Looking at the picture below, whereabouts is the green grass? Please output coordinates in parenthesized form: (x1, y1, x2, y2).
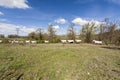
(0, 44, 120, 80)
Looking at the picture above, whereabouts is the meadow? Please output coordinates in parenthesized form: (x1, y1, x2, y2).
(0, 43, 120, 80)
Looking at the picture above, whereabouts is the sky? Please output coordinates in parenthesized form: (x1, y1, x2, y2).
(0, 0, 120, 36)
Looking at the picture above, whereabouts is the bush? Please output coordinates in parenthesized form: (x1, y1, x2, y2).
(37, 40, 44, 43)
(50, 38, 61, 43)
(115, 36, 120, 46)
(2, 38, 10, 43)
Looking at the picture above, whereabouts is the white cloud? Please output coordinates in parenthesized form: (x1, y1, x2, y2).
(53, 25, 60, 30)
(72, 17, 105, 26)
(72, 18, 88, 25)
(55, 18, 67, 24)
(0, 0, 30, 9)
(0, 11, 4, 15)
(0, 23, 36, 36)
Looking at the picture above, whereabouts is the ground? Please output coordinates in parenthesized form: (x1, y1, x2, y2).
(0, 43, 120, 80)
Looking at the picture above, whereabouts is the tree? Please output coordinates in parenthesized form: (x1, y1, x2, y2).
(8, 34, 18, 38)
(98, 22, 107, 41)
(96, 18, 120, 46)
(114, 29, 120, 46)
(0, 34, 5, 38)
(28, 32, 36, 40)
(107, 23, 116, 43)
(82, 22, 96, 43)
(48, 25, 56, 41)
(67, 23, 76, 40)
(98, 19, 117, 44)
(43, 33, 49, 40)
(36, 28, 43, 40)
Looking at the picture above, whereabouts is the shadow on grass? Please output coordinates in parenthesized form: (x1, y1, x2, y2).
(101, 46, 120, 50)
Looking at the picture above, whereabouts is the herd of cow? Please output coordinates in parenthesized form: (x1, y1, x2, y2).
(0, 39, 102, 45)
(61, 40, 102, 44)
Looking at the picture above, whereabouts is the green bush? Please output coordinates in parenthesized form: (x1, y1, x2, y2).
(37, 40, 44, 43)
(1, 38, 10, 43)
(115, 36, 120, 46)
(50, 38, 61, 43)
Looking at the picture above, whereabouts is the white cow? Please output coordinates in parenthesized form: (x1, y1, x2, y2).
(75, 40, 82, 43)
(31, 41, 37, 44)
(44, 40, 49, 43)
(8, 40, 12, 43)
(67, 40, 74, 43)
(93, 40, 102, 45)
(61, 40, 67, 43)
(10, 40, 14, 44)
(0, 40, 2, 43)
(10, 40, 19, 44)
(25, 40, 30, 44)
(14, 40, 19, 44)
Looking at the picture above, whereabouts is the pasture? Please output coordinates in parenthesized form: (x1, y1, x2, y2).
(0, 44, 120, 80)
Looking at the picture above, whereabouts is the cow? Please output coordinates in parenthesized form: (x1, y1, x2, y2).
(75, 40, 82, 43)
(44, 40, 49, 44)
(25, 40, 30, 44)
(93, 40, 102, 45)
(0, 40, 2, 43)
(31, 41, 37, 44)
(67, 40, 74, 43)
(61, 40, 67, 44)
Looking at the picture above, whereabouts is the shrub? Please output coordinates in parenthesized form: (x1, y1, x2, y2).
(50, 38, 61, 43)
(37, 40, 44, 43)
(2, 38, 10, 43)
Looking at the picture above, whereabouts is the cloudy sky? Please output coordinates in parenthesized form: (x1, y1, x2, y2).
(0, 0, 120, 36)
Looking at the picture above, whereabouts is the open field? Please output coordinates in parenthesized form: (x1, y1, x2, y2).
(0, 44, 120, 80)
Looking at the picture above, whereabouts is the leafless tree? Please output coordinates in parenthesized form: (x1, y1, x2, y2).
(82, 22, 96, 43)
(48, 25, 56, 41)
(67, 23, 76, 41)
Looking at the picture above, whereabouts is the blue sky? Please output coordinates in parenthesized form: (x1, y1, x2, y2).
(0, 0, 120, 36)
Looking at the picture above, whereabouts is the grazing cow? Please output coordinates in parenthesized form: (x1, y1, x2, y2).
(44, 40, 49, 43)
(67, 40, 74, 43)
(61, 40, 67, 44)
(25, 40, 30, 44)
(19, 41, 24, 45)
(0, 40, 2, 43)
(14, 40, 19, 44)
(93, 40, 102, 45)
(31, 41, 37, 44)
(75, 40, 82, 43)
(10, 40, 16, 44)
(8, 40, 12, 43)
(10, 40, 14, 44)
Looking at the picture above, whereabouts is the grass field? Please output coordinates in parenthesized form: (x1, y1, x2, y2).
(0, 44, 120, 80)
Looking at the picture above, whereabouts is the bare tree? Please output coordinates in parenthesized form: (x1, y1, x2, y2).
(97, 18, 120, 45)
(28, 32, 36, 40)
(114, 29, 120, 46)
(43, 33, 49, 40)
(0, 34, 5, 38)
(82, 22, 96, 43)
(98, 22, 107, 41)
(67, 23, 76, 41)
(48, 25, 56, 41)
(36, 28, 43, 40)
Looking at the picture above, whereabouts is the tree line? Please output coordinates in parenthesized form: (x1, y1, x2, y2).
(0, 18, 120, 45)
(27, 19, 120, 45)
